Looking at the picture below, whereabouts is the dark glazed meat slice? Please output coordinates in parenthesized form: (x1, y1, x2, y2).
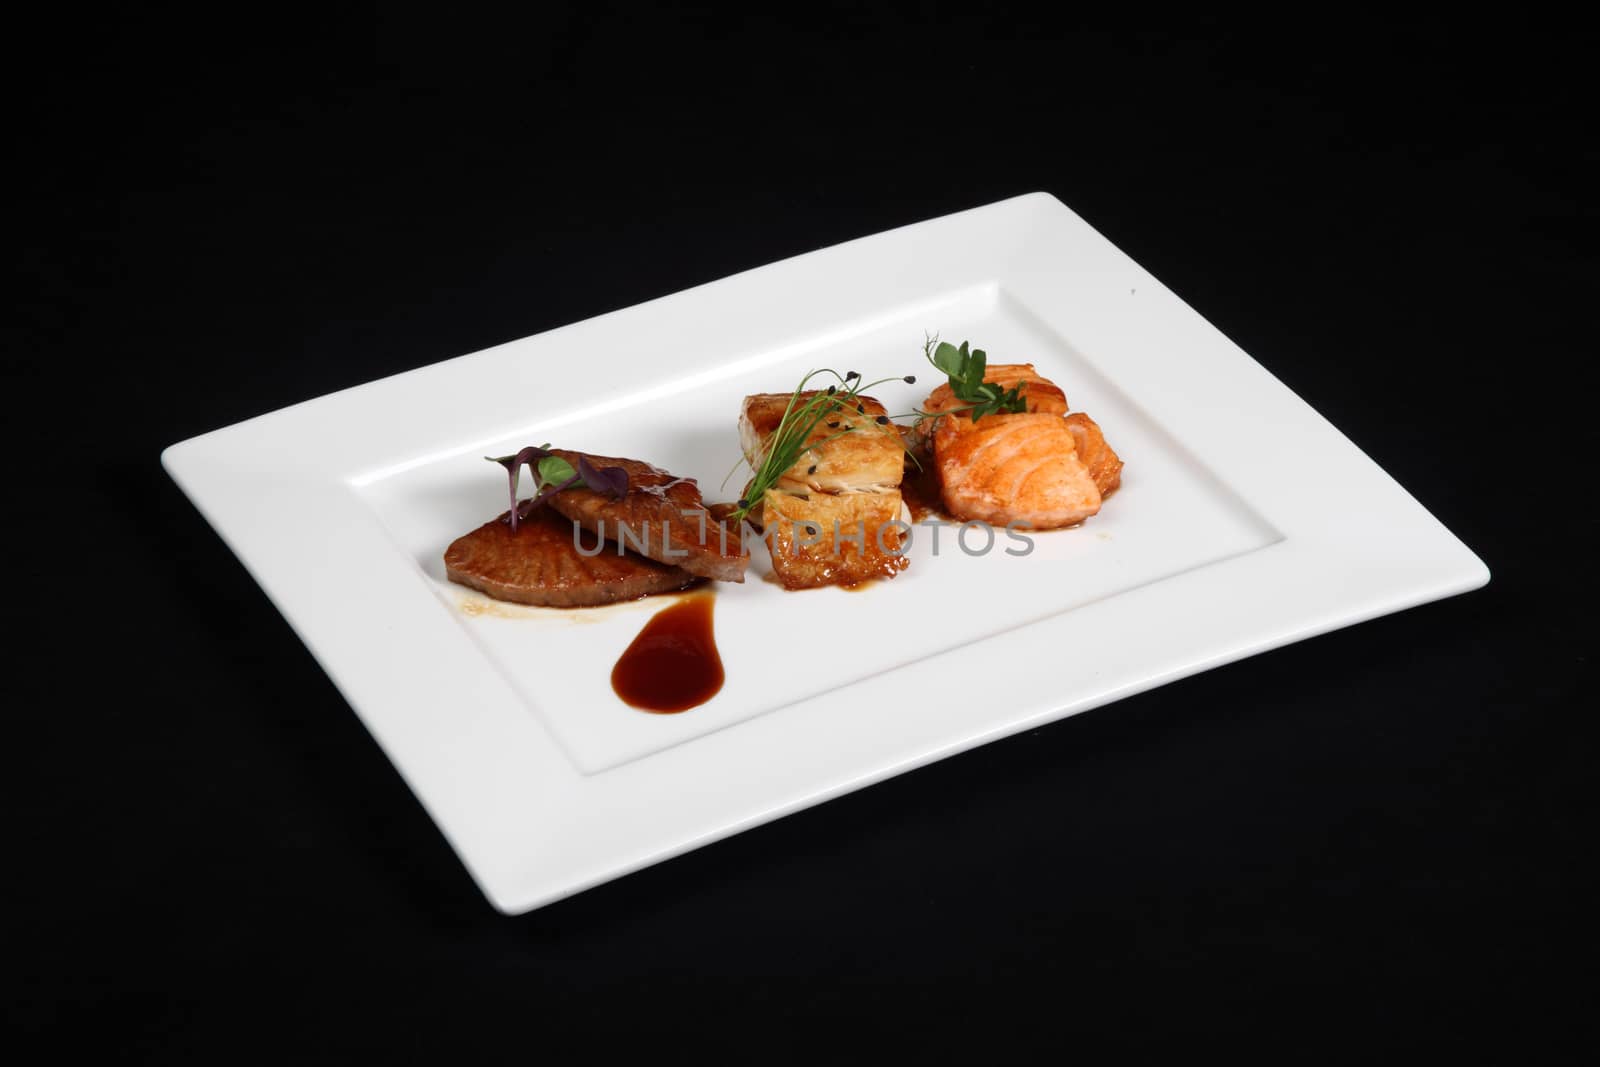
(445, 507, 697, 607)
(545, 450, 749, 583)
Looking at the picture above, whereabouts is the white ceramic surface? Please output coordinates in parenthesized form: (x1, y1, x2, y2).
(163, 193, 1488, 913)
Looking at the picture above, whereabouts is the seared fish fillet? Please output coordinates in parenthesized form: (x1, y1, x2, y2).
(740, 390, 911, 588)
(739, 391, 904, 493)
(1064, 412, 1123, 497)
(761, 488, 909, 589)
(545, 450, 748, 583)
(934, 412, 1102, 529)
(922, 364, 1068, 419)
(445, 507, 698, 607)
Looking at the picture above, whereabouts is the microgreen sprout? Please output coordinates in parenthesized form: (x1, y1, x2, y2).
(485, 444, 628, 531)
(731, 369, 918, 523)
(923, 333, 1027, 421)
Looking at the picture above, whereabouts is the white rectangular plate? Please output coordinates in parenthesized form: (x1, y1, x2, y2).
(163, 193, 1488, 913)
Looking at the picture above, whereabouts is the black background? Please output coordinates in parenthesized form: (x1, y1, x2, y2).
(13, 10, 1592, 1060)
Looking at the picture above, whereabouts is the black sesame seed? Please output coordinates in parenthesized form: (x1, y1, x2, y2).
(904, 375, 917, 384)
(807, 464, 817, 474)
(825, 385, 835, 395)
(855, 403, 865, 414)
(846, 370, 860, 380)
(827, 421, 840, 428)
(875, 415, 889, 424)
(736, 498, 748, 508)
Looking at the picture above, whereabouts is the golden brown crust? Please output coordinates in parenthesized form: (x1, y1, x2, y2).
(761, 489, 910, 589)
(739, 392, 904, 494)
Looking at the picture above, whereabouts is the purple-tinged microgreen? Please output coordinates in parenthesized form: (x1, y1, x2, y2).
(485, 444, 628, 530)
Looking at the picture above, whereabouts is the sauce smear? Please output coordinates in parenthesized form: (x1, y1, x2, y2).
(610, 591, 724, 713)
(901, 459, 947, 522)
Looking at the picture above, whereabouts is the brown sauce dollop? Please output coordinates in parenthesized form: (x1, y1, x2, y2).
(610, 590, 724, 713)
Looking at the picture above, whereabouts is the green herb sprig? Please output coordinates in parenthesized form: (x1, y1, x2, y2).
(731, 369, 916, 523)
(924, 334, 1027, 421)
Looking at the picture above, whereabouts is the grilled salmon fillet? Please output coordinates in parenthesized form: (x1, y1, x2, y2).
(545, 450, 749, 583)
(934, 412, 1102, 529)
(924, 362, 1121, 528)
(1064, 412, 1123, 497)
(739, 392, 904, 493)
(922, 364, 1068, 419)
(445, 507, 698, 607)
